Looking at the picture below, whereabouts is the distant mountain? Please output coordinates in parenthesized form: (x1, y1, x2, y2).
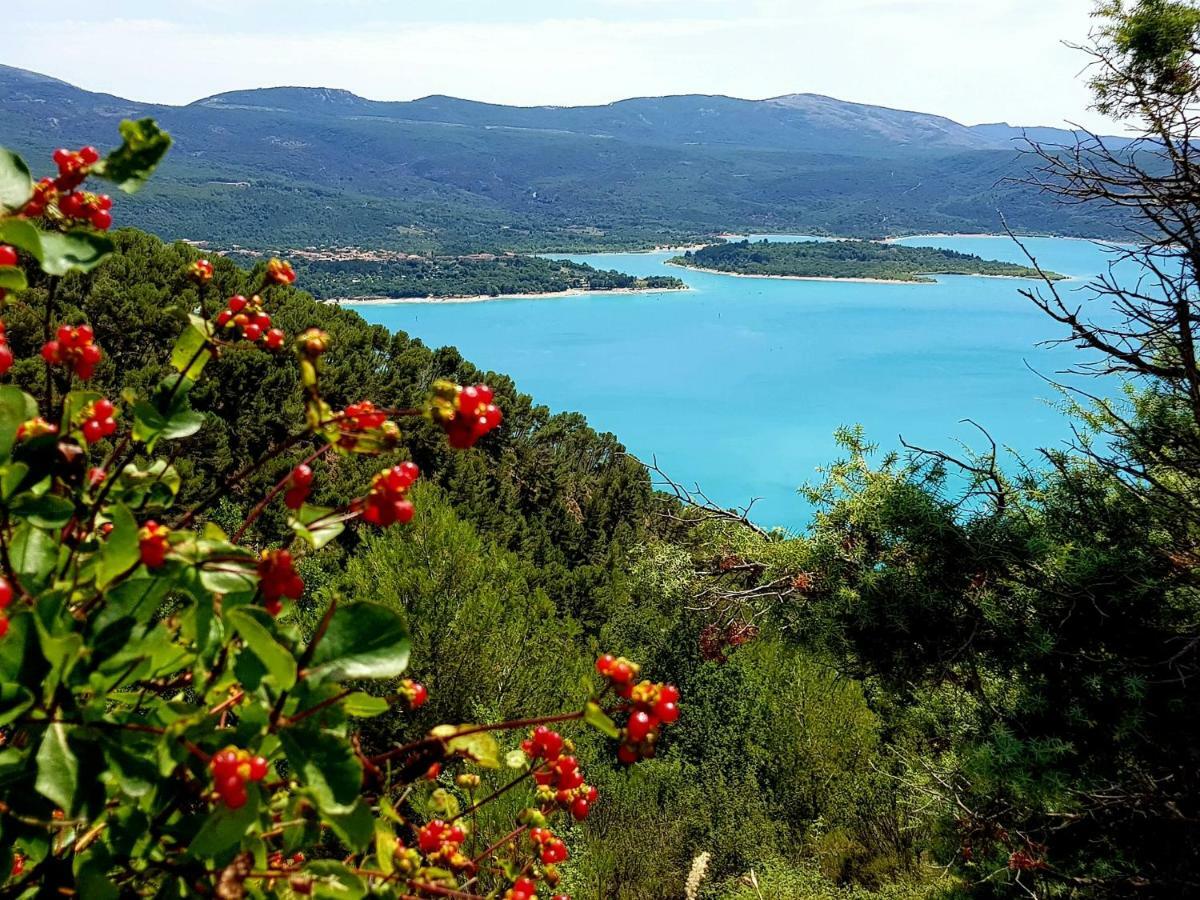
(0, 65, 1128, 251)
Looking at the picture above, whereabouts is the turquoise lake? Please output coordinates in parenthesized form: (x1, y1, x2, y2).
(349, 235, 1125, 531)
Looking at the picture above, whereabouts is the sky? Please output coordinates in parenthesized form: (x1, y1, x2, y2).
(5, 0, 1117, 131)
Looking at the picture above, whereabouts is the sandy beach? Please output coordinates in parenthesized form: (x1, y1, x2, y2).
(330, 285, 691, 306)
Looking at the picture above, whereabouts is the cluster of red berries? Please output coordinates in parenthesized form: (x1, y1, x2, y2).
(209, 746, 269, 809)
(266, 258, 296, 285)
(79, 398, 117, 444)
(0, 318, 13, 376)
(215, 294, 285, 348)
(0, 576, 13, 638)
(257, 549, 303, 615)
(362, 462, 419, 526)
(528, 827, 569, 865)
(284, 463, 314, 510)
(596, 654, 680, 764)
(51, 146, 99, 191)
(21, 147, 114, 229)
(42, 324, 103, 379)
(399, 678, 428, 709)
(188, 258, 214, 283)
(139, 520, 171, 568)
(58, 190, 113, 231)
(504, 876, 569, 900)
(521, 729, 597, 821)
(335, 400, 399, 452)
(431, 381, 503, 448)
(417, 819, 472, 871)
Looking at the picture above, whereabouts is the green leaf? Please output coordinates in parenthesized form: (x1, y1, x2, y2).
(94, 119, 172, 193)
(279, 727, 362, 812)
(9, 522, 57, 586)
(0, 683, 34, 727)
(584, 700, 621, 739)
(428, 787, 460, 819)
(170, 316, 213, 380)
(0, 268, 27, 292)
(35, 723, 78, 812)
(228, 608, 297, 691)
(8, 493, 75, 529)
(0, 148, 32, 213)
(305, 859, 368, 899)
(113, 459, 182, 510)
(307, 602, 410, 683)
(319, 798, 374, 853)
(289, 504, 352, 550)
(189, 784, 261, 858)
(0, 386, 37, 461)
(430, 725, 501, 769)
(0, 220, 114, 276)
(97, 504, 139, 588)
(342, 692, 389, 718)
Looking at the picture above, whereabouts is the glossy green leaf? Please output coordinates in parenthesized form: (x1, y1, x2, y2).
(0, 386, 37, 461)
(428, 787, 460, 818)
(170, 315, 213, 380)
(228, 608, 296, 690)
(0, 683, 34, 727)
(189, 784, 261, 859)
(0, 268, 27, 292)
(342, 692, 389, 718)
(0, 219, 113, 276)
(8, 493, 75, 529)
(289, 504, 352, 550)
(279, 727, 362, 812)
(305, 859, 368, 898)
(430, 725, 501, 769)
(94, 119, 172, 193)
(9, 522, 57, 585)
(306, 602, 410, 683)
(0, 148, 32, 212)
(35, 723, 78, 811)
(97, 504, 139, 588)
(584, 700, 621, 739)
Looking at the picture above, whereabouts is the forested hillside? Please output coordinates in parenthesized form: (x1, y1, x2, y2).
(0, 65, 1127, 252)
(670, 240, 1059, 282)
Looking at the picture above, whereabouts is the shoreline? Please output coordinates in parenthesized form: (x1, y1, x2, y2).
(329, 285, 691, 306)
(665, 262, 1058, 284)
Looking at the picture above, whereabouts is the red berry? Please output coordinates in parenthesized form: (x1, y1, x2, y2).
(249, 756, 269, 781)
(654, 700, 679, 724)
(0, 245, 17, 267)
(82, 419, 103, 443)
(0, 616, 8, 638)
(0, 576, 12, 609)
(627, 710, 652, 742)
(79, 146, 100, 165)
(90, 209, 112, 231)
(0, 343, 13, 375)
(571, 797, 590, 820)
(291, 464, 313, 487)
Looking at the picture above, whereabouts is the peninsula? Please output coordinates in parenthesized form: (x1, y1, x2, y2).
(668, 239, 1063, 283)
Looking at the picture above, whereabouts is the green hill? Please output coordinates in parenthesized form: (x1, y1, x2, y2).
(0, 65, 1128, 253)
(669, 239, 1062, 282)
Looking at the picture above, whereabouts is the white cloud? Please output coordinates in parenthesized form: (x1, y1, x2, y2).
(4, 1, 1115, 131)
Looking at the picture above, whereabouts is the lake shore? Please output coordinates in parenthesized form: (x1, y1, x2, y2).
(664, 262, 934, 284)
(665, 262, 1057, 283)
(329, 285, 691, 306)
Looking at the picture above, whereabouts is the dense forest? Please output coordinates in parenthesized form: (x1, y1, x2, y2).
(264, 253, 683, 300)
(669, 240, 1060, 282)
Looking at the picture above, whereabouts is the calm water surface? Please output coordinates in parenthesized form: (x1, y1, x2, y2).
(350, 235, 1125, 530)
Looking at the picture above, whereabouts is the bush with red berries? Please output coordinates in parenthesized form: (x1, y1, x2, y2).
(0, 123, 680, 898)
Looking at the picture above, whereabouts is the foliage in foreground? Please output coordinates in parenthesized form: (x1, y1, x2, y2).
(0, 127, 690, 899)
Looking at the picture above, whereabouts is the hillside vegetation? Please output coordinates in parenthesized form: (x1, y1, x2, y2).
(669, 240, 1061, 282)
(0, 64, 1127, 253)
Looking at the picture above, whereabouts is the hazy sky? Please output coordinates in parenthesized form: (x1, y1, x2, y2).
(6, 0, 1116, 131)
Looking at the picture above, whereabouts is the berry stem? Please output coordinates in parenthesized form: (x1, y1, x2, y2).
(231, 443, 331, 542)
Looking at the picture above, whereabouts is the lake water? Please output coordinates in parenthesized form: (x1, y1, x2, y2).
(349, 235, 1126, 531)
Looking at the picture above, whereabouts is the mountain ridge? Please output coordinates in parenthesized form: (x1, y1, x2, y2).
(0, 64, 1128, 250)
